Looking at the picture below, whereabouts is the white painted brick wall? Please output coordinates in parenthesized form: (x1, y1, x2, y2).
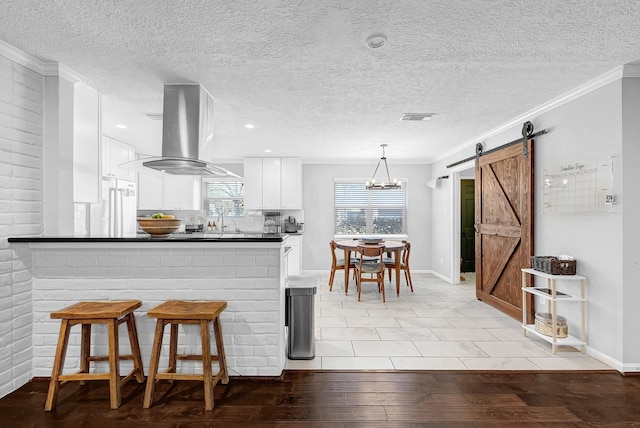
(27, 243, 287, 379)
(0, 53, 44, 399)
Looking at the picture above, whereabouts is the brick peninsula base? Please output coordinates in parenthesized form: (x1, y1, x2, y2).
(11, 238, 289, 378)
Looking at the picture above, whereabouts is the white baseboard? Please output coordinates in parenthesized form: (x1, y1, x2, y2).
(586, 346, 640, 374)
(301, 270, 326, 275)
(428, 270, 454, 284)
(303, 269, 457, 281)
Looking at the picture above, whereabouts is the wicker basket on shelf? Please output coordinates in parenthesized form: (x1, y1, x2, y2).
(531, 256, 576, 275)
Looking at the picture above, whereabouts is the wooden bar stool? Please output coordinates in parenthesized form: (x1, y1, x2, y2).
(143, 300, 229, 411)
(44, 300, 145, 411)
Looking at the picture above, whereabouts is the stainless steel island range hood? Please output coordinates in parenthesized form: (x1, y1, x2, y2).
(142, 84, 240, 177)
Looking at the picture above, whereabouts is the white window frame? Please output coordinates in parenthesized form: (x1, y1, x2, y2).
(202, 179, 245, 218)
(334, 178, 408, 237)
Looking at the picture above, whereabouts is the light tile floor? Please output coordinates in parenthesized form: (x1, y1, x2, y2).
(285, 271, 612, 371)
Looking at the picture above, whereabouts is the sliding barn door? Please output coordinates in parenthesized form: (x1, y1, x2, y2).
(475, 140, 534, 320)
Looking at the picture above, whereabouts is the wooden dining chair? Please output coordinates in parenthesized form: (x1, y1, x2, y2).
(329, 240, 358, 292)
(354, 245, 386, 302)
(385, 240, 413, 292)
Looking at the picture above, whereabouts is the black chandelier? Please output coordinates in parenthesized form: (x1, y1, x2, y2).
(365, 144, 401, 190)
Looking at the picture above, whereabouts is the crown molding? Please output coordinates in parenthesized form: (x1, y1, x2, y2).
(434, 65, 627, 163)
(0, 38, 84, 83)
(41, 62, 83, 83)
(0, 39, 45, 73)
(623, 63, 640, 78)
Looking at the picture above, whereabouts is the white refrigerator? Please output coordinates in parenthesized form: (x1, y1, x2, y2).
(89, 178, 137, 237)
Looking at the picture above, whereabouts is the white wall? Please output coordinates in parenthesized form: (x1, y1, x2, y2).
(429, 177, 454, 279)
(621, 76, 640, 369)
(429, 69, 640, 370)
(43, 75, 75, 236)
(302, 163, 432, 272)
(0, 54, 43, 398)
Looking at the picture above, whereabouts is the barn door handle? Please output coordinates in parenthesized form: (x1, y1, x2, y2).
(474, 223, 479, 234)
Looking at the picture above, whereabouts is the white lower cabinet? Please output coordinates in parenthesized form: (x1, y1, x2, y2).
(138, 174, 202, 211)
(286, 235, 302, 276)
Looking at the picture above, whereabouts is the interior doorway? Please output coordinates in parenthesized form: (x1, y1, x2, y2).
(449, 161, 476, 285)
(460, 178, 475, 274)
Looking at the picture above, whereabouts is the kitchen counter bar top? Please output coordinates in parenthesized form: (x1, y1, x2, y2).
(9, 233, 291, 377)
(8, 233, 287, 243)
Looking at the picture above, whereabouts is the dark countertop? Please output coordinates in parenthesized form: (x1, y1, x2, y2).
(8, 233, 286, 243)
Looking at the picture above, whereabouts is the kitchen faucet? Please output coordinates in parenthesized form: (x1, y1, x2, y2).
(217, 211, 225, 232)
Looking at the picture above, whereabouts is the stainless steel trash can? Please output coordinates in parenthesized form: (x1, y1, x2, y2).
(285, 275, 317, 360)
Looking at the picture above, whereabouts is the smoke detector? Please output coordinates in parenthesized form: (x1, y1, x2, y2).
(366, 33, 387, 49)
(400, 113, 434, 121)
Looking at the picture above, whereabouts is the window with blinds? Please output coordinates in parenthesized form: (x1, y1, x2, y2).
(203, 181, 244, 217)
(334, 180, 407, 235)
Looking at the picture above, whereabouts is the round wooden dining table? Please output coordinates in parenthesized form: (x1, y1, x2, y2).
(334, 239, 406, 296)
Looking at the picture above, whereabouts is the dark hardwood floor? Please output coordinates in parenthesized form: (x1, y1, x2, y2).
(2, 371, 640, 427)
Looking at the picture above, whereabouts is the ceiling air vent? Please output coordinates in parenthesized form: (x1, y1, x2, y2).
(145, 113, 163, 121)
(400, 113, 434, 121)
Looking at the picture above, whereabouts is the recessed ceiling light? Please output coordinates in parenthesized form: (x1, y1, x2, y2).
(245, 124, 254, 129)
(366, 33, 387, 49)
(264, 149, 272, 153)
(116, 124, 128, 129)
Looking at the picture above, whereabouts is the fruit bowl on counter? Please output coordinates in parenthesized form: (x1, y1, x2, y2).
(137, 214, 181, 238)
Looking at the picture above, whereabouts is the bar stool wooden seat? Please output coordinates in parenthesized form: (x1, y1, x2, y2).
(143, 300, 229, 411)
(44, 300, 145, 411)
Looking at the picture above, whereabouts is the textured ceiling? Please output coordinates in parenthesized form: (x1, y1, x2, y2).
(2, 0, 640, 163)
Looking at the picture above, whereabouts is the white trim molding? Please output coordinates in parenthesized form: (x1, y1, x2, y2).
(41, 62, 83, 83)
(623, 63, 640, 78)
(0, 39, 43, 72)
(434, 64, 630, 163)
(0, 38, 84, 82)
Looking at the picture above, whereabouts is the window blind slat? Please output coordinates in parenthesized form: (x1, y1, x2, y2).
(334, 181, 407, 235)
(203, 180, 244, 217)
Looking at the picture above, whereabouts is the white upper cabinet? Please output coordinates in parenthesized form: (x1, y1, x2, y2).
(281, 157, 302, 210)
(243, 157, 263, 210)
(73, 82, 101, 203)
(243, 157, 302, 210)
(163, 175, 202, 210)
(262, 158, 282, 209)
(102, 136, 136, 181)
(138, 173, 202, 211)
(137, 173, 164, 210)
